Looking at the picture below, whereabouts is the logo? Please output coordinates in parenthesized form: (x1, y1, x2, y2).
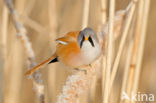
(121, 91, 155, 102)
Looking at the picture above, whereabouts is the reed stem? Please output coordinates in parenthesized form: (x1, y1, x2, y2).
(81, 0, 90, 29)
(103, 0, 115, 103)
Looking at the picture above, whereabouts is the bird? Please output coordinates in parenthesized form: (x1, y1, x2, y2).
(25, 27, 101, 76)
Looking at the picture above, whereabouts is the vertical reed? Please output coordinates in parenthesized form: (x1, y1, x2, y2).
(103, 0, 115, 103)
(110, 0, 137, 91)
(81, 0, 90, 29)
(1, 3, 9, 103)
(1, 4, 8, 61)
(120, 34, 134, 103)
(124, 1, 144, 103)
(3, 0, 27, 103)
(101, 0, 107, 24)
(132, 0, 150, 96)
(4, 0, 45, 103)
(100, 0, 107, 102)
(47, 0, 57, 102)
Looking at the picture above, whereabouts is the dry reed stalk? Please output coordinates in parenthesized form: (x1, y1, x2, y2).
(47, 0, 57, 102)
(100, 10, 127, 98)
(124, 24, 140, 103)
(126, 68, 135, 103)
(123, 1, 144, 103)
(103, 0, 115, 103)
(100, 1, 107, 102)
(1, 5, 8, 60)
(100, 11, 127, 96)
(110, 0, 137, 92)
(1, 4, 9, 103)
(4, 0, 28, 103)
(4, 0, 45, 103)
(24, 0, 36, 16)
(120, 0, 150, 103)
(101, 56, 107, 102)
(21, 0, 46, 34)
(0, 63, 2, 102)
(21, 15, 47, 34)
(0, 71, 2, 103)
(88, 75, 98, 103)
(100, 3, 129, 103)
(1, 5, 8, 67)
(119, 15, 137, 103)
(121, 1, 145, 103)
(81, 0, 90, 29)
(101, 0, 107, 24)
(56, 62, 100, 103)
(99, 10, 126, 103)
(120, 39, 134, 103)
(132, 0, 150, 96)
(100, 10, 127, 46)
(5, 43, 24, 103)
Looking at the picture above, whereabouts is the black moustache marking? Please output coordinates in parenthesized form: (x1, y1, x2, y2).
(80, 35, 85, 48)
(88, 36, 94, 47)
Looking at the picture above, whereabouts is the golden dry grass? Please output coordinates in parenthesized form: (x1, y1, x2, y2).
(0, 0, 155, 103)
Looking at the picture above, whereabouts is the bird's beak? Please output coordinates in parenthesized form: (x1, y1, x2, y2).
(85, 36, 88, 41)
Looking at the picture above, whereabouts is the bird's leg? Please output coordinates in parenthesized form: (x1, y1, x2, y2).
(89, 64, 92, 67)
(75, 68, 87, 75)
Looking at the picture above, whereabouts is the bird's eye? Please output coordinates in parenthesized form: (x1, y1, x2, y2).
(88, 36, 94, 47)
(80, 35, 85, 48)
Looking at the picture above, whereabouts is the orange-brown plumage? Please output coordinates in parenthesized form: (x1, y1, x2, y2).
(25, 53, 57, 76)
(56, 31, 82, 67)
(25, 28, 101, 76)
(25, 31, 81, 76)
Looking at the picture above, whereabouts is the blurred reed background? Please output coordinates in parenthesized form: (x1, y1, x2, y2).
(0, 0, 155, 103)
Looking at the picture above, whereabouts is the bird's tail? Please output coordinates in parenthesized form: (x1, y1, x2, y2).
(25, 53, 58, 76)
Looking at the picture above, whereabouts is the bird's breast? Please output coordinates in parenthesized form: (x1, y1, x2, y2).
(80, 41, 101, 65)
(56, 40, 101, 68)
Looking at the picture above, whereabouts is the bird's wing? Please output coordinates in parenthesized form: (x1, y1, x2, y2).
(56, 31, 80, 45)
(56, 37, 68, 45)
(25, 53, 57, 76)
